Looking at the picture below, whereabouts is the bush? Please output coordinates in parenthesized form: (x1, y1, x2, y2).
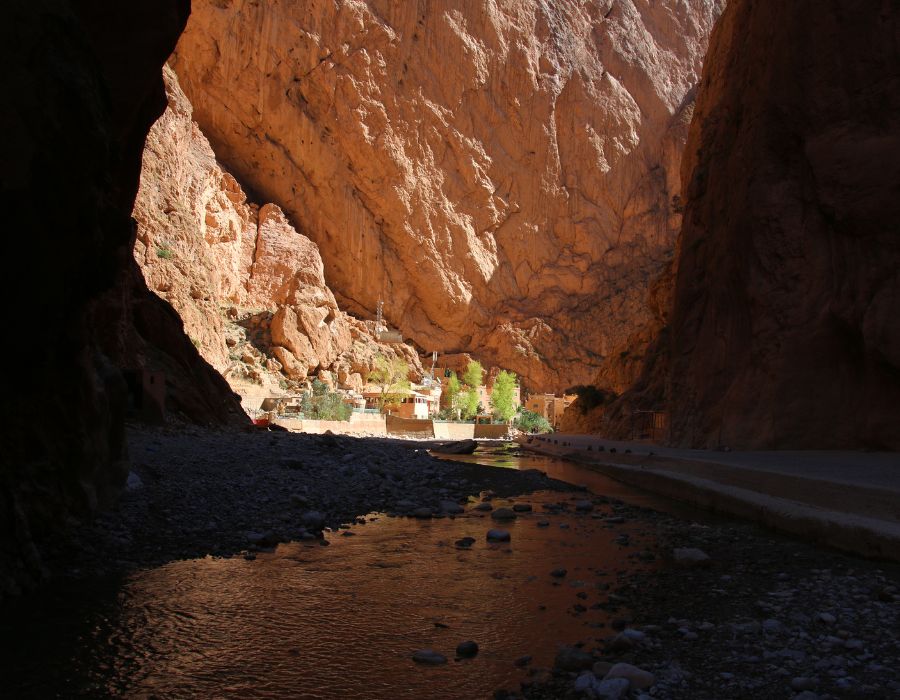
(300, 380, 351, 421)
(156, 246, 174, 259)
(516, 409, 552, 433)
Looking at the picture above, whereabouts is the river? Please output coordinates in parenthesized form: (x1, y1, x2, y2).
(2, 444, 679, 699)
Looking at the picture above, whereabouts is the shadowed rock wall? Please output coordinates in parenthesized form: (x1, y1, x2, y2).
(668, 0, 900, 449)
(0, 0, 244, 598)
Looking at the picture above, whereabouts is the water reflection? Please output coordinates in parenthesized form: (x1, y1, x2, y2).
(2, 449, 662, 699)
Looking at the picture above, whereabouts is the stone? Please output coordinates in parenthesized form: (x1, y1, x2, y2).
(301, 511, 326, 531)
(574, 500, 594, 512)
(455, 537, 476, 549)
(512, 503, 533, 513)
(456, 641, 479, 658)
(440, 500, 465, 515)
(550, 568, 567, 578)
(126, 472, 143, 491)
(554, 646, 594, 672)
(536, 520, 550, 527)
(412, 649, 447, 665)
(595, 678, 630, 700)
(490, 508, 518, 521)
(473, 502, 494, 512)
(791, 677, 818, 692)
(672, 547, 711, 566)
(412, 508, 433, 519)
(486, 529, 511, 542)
(604, 663, 656, 690)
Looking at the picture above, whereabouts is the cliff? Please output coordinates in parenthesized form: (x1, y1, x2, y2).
(134, 67, 425, 405)
(0, 1, 200, 598)
(169, 0, 724, 391)
(666, 0, 900, 449)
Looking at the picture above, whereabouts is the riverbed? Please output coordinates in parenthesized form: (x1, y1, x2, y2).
(4, 434, 900, 699)
(1, 439, 663, 698)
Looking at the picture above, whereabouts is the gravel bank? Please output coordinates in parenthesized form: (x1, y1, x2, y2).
(46, 423, 572, 577)
(511, 498, 900, 700)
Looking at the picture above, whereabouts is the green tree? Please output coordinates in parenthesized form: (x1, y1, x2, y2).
(516, 408, 552, 433)
(462, 388, 480, 420)
(462, 360, 483, 389)
(368, 354, 411, 411)
(444, 371, 461, 413)
(490, 370, 518, 421)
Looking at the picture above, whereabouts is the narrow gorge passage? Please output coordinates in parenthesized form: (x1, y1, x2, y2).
(2, 1, 899, 699)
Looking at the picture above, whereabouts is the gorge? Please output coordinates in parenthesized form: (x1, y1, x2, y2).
(2, 0, 899, 697)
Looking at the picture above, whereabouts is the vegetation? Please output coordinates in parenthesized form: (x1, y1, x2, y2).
(567, 385, 618, 414)
(462, 360, 484, 389)
(301, 379, 351, 421)
(461, 388, 480, 420)
(515, 408, 552, 433)
(156, 245, 174, 259)
(368, 354, 411, 411)
(489, 370, 518, 421)
(444, 371, 462, 414)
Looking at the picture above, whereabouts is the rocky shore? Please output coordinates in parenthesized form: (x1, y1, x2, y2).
(46, 423, 572, 578)
(511, 494, 900, 700)
(43, 427, 900, 700)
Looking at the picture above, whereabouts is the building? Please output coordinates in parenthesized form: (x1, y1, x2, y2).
(362, 383, 441, 419)
(524, 392, 576, 429)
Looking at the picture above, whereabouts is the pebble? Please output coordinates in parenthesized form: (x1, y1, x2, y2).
(412, 649, 447, 665)
(486, 529, 511, 542)
(455, 640, 479, 658)
(604, 662, 656, 689)
(512, 503, 533, 512)
(473, 502, 493, 512)
(554, 646, 594, 671)
(491, 507, 518, 521)
(671, 547, 711, 566)
(550, 568, 567, 578)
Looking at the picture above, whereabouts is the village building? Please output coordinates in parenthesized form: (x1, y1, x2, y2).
(525, 392, 576, 429)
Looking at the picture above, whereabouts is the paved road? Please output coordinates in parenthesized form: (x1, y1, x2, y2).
(531, 433, 900, 492)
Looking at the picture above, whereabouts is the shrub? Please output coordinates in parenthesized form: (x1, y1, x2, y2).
(516, 409, 552, 433)
(156, 246, 174, 259)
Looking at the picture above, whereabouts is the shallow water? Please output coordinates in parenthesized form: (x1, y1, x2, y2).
(2, 446, 666, 699)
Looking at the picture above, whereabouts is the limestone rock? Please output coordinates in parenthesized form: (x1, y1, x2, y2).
(171, 0, 725, 391)
(134, 67, 424, 399)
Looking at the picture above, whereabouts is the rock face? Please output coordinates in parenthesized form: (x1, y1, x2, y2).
(666, 0, 900, 449)
(0, 0, 195, 598)
(170, 0, 724, 390)
(134, 68, 424, 402)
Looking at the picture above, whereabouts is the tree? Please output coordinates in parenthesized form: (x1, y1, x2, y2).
(462, 387, 480, 420)
(490, 370, 518, 421)
(368, 354, 411, 411)
(444, 371, 461, 413)
(462, 360, 483, 389)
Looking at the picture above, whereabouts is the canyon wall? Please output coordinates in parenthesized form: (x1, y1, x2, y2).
(666, 0, 900, 449)
(134, 67, 425, 407)
(0, 1, 206, 598)
(170, 0, 724, 391)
